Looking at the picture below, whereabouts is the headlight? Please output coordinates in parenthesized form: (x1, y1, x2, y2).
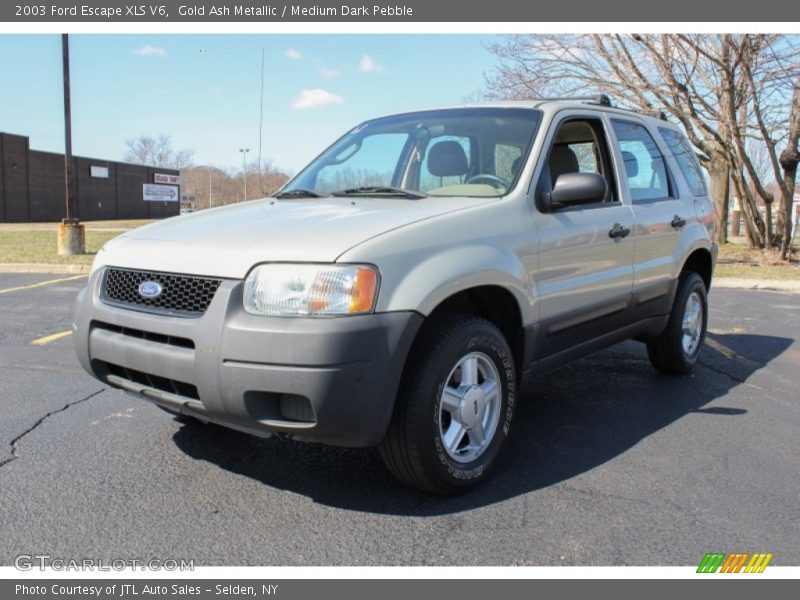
(243, 264, 379, 316)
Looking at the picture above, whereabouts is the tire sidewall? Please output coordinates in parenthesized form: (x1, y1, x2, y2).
(675, 274, 708, 367)
(423, 322, 516, 489)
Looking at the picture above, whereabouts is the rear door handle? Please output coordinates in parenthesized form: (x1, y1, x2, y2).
(671, 215, 687, 229)
(609, 223, 630, 239)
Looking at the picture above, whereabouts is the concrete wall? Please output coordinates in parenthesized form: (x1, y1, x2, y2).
(0, 132, 180, 222)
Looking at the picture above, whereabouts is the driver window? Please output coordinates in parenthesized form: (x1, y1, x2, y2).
(545, 119, 616, 203)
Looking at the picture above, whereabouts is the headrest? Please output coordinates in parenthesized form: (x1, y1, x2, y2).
(427, 140, 468, 177)
(548, 145, 579, 183)
(621, 151, 639, 178)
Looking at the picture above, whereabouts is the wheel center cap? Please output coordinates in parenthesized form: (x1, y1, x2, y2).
(459, 385, 485, 429)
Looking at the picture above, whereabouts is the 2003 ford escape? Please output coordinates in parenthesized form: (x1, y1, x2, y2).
(74, 96, 717, 494)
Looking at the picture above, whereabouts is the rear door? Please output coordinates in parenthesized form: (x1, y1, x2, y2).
(609, 119, 691, 320)
(532, 112, 635, 359)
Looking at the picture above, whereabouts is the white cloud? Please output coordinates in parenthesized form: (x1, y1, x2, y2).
(319, 67, 342, 80)
(358, 54, 384, 74)
(285, 48, 303, 61)
(132, 45, 166, 57)
(290, 89, 344, 110)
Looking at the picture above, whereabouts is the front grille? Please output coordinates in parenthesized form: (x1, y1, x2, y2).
(102, 268, 222, 317)
(98, 360, 200, 400)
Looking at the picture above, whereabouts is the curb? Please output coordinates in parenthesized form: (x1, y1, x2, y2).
(712, 278, 800, 292)
(0, 263, 91, 274)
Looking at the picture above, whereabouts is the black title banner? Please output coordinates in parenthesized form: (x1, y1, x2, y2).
(1, 0, 790, 22)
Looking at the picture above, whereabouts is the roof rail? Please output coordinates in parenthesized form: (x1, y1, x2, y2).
(648, 110, 669, 121)
(535, 94, 613, 107)
(534, 95, 671, 122)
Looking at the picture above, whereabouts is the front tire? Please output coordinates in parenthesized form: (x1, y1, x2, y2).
(379, 313, 516, 494)
(647, 272, 708, 375)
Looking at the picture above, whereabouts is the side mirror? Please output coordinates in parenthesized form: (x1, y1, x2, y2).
(540, 172, 608, 211)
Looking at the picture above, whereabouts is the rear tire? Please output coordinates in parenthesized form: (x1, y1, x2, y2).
(379, 313, 516, 494)
(647, 272, 708, 375)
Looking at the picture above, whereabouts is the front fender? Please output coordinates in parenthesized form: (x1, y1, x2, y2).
(376, 244, 535, 323)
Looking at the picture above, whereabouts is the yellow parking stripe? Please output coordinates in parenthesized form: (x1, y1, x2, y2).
(0, 274, 88, 295)
(31, 330, 74, 346)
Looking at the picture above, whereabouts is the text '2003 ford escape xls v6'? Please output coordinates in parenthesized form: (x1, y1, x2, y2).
(75, 96, 717, 494)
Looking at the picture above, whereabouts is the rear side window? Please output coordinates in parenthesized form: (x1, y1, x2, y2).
(659, 128, 708, 196)
(612, 120, 672, 202)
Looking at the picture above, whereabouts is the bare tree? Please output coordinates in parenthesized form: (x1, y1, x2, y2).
(775, 80, 800, 258)
(123, 134, 194, 170)
(182, 162, 290, 209)
(485, 34, 800, 254)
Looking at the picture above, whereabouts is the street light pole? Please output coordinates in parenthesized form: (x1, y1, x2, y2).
(239, 148, 250, 201)
(57, 33, 85, 255)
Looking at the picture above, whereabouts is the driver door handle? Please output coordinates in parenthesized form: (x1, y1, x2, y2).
(608, 223, 631, 239)
(671, 215, 687, 229)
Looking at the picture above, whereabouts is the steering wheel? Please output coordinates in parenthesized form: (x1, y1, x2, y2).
(465, 174, 510, 189)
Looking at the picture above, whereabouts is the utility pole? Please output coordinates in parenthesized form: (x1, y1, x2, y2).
(58, 33, 85, 255)
(239, 148, 250, 201)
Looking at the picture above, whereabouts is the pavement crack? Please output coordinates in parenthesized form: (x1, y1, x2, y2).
(697, 359, 747, 384)
(0, 388, 105, 469)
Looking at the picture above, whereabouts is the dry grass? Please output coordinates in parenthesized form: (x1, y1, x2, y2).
(0, 230, 122, 265)
(1, 219, 799, 279)
(0, 220, 157, 265)
(0, 219, 155, 232)
(716, 243, 800, 280)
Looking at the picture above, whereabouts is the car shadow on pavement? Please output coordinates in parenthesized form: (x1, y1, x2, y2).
(171, 333, 792, 516)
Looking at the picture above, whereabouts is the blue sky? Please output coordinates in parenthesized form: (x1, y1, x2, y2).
(0, 34, 501, 173)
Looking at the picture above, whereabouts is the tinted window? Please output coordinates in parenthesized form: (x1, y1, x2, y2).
(612, 120, 671, 202)
(659, 127, 708, 196)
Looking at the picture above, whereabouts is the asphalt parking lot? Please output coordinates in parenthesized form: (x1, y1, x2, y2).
(0, 273, 798, 566)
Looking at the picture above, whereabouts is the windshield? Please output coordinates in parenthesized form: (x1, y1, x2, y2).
(281, 108, 542, 199)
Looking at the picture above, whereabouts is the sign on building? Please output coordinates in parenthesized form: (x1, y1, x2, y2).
(90, 165, 109, 178)
(143, 183, 180, 202)
(154, 173, 181, 185)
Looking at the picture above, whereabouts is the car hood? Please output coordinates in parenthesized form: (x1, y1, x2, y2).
(95, 196, 488, 279)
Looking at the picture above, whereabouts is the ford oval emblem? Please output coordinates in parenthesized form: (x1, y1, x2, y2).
(138, 281, 163, 299)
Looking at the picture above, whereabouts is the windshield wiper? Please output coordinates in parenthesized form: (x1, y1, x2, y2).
(331, 186, 427, 199)
(273, 188, 326, 199)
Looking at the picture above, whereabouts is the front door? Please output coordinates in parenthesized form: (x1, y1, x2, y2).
(532, 114, 635, 359)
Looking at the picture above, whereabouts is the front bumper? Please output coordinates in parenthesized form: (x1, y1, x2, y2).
(74, 268, 422, 447)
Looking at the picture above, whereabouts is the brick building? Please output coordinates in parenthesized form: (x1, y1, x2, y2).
(0, 132, 180, 222)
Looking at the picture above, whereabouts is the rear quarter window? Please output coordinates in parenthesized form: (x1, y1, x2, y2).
(659, 128, 708, 196)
